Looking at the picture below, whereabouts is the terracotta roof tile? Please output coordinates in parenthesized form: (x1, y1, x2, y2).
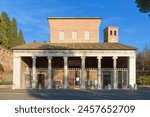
(12, 43, 136, 50)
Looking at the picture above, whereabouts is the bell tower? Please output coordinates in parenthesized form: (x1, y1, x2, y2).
(104, 26, 119, 43)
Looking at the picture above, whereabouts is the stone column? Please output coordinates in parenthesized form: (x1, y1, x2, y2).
(128, 56, 136, 89)
(113, 56, 118, 89)
(97, 56, 102, 89)
(13, 56, 22, 89)
(32, 56, 37, 88)
(81, 56, 86, 89)
(64, 57, 68, 89)
(48, 57, 52, 89)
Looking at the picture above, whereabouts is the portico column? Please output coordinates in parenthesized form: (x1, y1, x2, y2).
(97, 56, 102, 89)
(13, 56, 22, 89)
(32, 56, 37, 88)
(113, 56, 118, 89)
(128, 56, 136, 89)
(81, 56, 86, 89)
(48, 57, 52, 89)
(64, 57, 68, 89)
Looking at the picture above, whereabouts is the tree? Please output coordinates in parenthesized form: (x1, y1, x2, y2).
(137, 44, 150, 70)
(11, 18, 17, 48)
(0, 11, 26, 49)
(1, 12, 12, 49)
(135, 0, 150, 16)
(0, 16, 8, 47)
(34, 40, 37, 43)
(43, 40, 46, 43)
(17, 29, 25, 45)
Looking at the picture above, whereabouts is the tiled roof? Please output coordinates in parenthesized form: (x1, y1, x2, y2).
(12, 43, 136, 50)
(48, 17, 102, 19)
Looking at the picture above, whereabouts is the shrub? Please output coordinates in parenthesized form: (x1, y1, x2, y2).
(0, 81, 12, 85)
(0, 64, 4, 72)
(137, 75, 150, 85)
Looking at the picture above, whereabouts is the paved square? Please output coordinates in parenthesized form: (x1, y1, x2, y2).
(0, 87, 150, 100)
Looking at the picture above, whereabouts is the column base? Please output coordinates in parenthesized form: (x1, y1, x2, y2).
(63, 86, 68, 89)
(97, 87, 102, 90)
(113, 84, 118, 89)
(47, 84, 51, 89)
(32, 82, 37, 89)
(81, 84, 85, 89)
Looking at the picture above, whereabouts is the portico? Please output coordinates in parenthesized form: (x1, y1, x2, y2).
(12, 17, 136, 90)
(12, 47, 136, 90)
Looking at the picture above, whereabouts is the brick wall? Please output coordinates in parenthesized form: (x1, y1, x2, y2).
(48, 18, 101, 43)
(0, 46, 13, 72)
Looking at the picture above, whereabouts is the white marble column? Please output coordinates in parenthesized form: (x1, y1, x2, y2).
(81, 56, 86, 89)
(13, 56, 22, 89)
(113, 56, 118, 89)
(97, 56, 102, 89)
(64, 57, 68, 89)
(128, 56, 136, 89)
(32, 56, 37, 88)
(48, 57, 52, 89)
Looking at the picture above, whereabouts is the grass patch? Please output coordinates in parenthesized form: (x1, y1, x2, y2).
(0, 81, 12, 85)
(137, 75, 150, 85)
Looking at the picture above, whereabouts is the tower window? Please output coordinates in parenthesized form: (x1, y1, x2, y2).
(72, 31, 77, 40)
(110, 30, 112, 35)
(59, 31, 65, 40)
(114, 31, 117, 36)
(84, 31, 90, 40)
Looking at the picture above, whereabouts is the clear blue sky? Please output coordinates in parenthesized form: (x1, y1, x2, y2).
(0, 0, 150, 51)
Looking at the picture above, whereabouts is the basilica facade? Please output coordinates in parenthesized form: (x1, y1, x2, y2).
(12, 17, 136, 90)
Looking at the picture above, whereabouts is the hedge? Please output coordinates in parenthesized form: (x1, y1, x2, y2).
(0, 81, 12, 85)
(0, 64, 4, 72)
(137, 75, 150, 85)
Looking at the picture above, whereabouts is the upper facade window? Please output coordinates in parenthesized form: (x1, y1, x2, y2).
(59, 31, 65, 40)
(110, 30, 112, 35)
(72, 31, 77, 40)
(114, 31, 117, 36)
(84, 31, 90, 40)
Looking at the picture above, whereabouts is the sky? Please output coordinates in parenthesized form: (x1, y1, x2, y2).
(0, 0, 150, 51)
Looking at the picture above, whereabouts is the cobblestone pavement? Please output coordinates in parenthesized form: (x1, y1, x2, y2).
(0, 87, 150, 100)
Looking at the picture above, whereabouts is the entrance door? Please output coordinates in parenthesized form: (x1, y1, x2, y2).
(37, 74, 45, 89)
(69, 71, 80, 88)
(103, 73, 111, 88)
(74, 71, 80, 88)
(118, 71, 128, 89)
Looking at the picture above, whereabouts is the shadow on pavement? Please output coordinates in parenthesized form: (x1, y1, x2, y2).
(0, 87, 150, 100)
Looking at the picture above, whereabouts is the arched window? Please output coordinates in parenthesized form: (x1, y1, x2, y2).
(72, 31, 77, 40)
(59, 31, 65, 40)
(84, 31, 90, 40)
(114, 31, 117, 36)
(110, 30, 112, 35)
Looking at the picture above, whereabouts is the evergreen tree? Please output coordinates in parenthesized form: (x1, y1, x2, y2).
(0, 16, 8, 47)
(11, 18, 17, 48)
(0, 16, 4, 44)
(0, 11, 25, 49)
(17, 29, 25, 45)
(1, 12, 12, 49)
(43, 40, 46, 43)
(135, 0, 150, 17)
(34, 40, 36, 43)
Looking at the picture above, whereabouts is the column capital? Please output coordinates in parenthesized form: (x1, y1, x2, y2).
(13, 56, 21, 59)
(129, 56, 136, 59)
(97, 56, 102, 60)
(32, 56, 36, 59)
(63, 56, 68, 59)
(47, 56, 52, 59)
(81, 56, 86, 59)
(113, 56, 118, 60)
